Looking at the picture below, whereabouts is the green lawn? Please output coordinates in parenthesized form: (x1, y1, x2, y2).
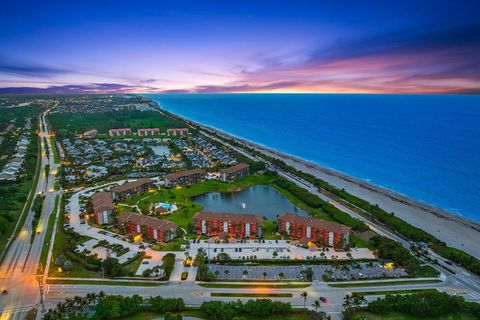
(40, 195, 60, 267)
(49, 136, 60, 164)
(47, 279, 163, 287)
(123, 173, 331, 232)
(210, 292, 292, 298)
(358, 311, 479, 320)
(329, 279, 442, 288)
(122, 310, 313, 320)
(353, 288, 437, 296)
(198, 283, 311, 289)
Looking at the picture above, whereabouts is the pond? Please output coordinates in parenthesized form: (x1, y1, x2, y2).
(148, 145, 171, 156)
(193, 185, 309, 220)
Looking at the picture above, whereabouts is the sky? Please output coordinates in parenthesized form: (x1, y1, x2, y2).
(0, 0, 479, 94)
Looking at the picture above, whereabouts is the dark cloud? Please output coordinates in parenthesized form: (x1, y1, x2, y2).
(307, 23, 480, 66)
(139, 79, 156, 84)
(0, 62, 73, 78)
(192, 81, 300, 93)
(0, 83, 147, 94)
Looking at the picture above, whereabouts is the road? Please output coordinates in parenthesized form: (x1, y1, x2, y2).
(199, 130, 480, 300)
(0, 108, 60, 319)
(2, 120, 478, 319)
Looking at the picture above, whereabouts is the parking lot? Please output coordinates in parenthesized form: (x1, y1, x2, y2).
(208, 262, 407, 281)
(188, 239, 374, 261)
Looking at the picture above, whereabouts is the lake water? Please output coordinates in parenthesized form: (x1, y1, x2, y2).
(149, 145, 170, 156)
(193, 185, 308, 220)
(147, 93, 480, 222)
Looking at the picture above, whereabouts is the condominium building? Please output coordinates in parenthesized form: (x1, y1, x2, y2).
(278, 213, 351, 247)
(138, 128, 160, 136)
(111, 178, 155, 201)
(83, 129, 98, 138)
(219, 163, 250, 182)
(92, 191, 115, 225)
(166, 128, 189, 136)
(193, 212, 263, 239)
(108, 128, 132, 136)
(164, 168, 205, 187)
(116, 212, 177, 243)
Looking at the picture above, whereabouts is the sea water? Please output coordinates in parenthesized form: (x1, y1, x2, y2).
(146, 93, 480, 222)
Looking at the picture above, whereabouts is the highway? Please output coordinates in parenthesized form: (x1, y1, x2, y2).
(0, 108, 60, 320)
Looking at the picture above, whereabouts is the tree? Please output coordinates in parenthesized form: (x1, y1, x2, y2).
(242, 270, 248, 278)
(278, 272, 285, 280)
(312, 299, 322, 311)
(262, 271, 268, 280)
(63, 259, 73, 271)
(300, 291, 308, 308)
(343, 294, 352, 310)
(272, 251, 278, 258)
(224, 269, 230, 277)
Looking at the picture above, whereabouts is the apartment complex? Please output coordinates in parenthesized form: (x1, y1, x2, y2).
(111, 178, 155, 201)
(116, 212, 177, 243)
(167, 128, 189, 136)
(164, 168, 205, 187)
(83, 129, 98, 138)
(278, 213, 351, 248)
(137, 128, 160, 136)
(92, 191, 115, 225)
(108, 128, 132, 136)
(219, 163, 250, 182)
(193, 212, 263, 239)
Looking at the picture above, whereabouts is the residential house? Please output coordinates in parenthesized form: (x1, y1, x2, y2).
(111, 178, 155, 201)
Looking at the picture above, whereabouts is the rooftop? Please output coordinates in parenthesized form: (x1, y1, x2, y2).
(279, 213, 351, 235)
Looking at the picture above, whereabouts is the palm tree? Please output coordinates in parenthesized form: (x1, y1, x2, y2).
(343, 294, 352, 310)
(262, 271, 268, 280)
(243, 270, 248, 278)
(300, 291, 308, 308)
(224, 269, 230, 277)
(278, 272, 285, 280)
(312, 299, 322, 311)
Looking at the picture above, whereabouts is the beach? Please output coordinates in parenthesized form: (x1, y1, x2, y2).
(192, 121, 480, 260)
(150, 96, 480, 259)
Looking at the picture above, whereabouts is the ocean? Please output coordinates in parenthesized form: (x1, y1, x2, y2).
(146, 93, 480, 222)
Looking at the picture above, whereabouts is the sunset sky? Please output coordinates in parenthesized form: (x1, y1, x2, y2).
(1, 1, 479, 94)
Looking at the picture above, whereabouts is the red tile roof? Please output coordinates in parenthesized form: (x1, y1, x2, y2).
(279, 213, 351, 235)
(193, 211, 263, 224)
(116, 212, 176, 231)
(92, 192, 114, 211)
(219, 163, 250, 174)
(165, 168, 205, 181)
(111, 178, 153, 193)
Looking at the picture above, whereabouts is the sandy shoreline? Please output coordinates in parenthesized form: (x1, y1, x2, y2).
(154, 103, 480, 259)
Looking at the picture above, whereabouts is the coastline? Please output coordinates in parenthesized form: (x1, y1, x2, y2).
(151, 100, 480, 259)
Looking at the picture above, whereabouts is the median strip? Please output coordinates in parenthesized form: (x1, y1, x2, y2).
(328, 279, 441, 288)
(47, 278, 165, 287)
(211, 292, 293, 298)
(199, 283, 310, 289)
(352, 288, 438, 296)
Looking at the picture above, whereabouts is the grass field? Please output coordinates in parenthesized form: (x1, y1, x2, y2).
(46, 278, 164, 287)
(124, 173, 331, 232)
(198, 283, 311, 289)
(49, 136, 60, 164)
(210, 292, 293, 298)
(358, 311, 478, 320)
(123, 310, 313, 320)
(48, 110, 185, 136)
(40, 195, 60, 267)
(353, 288, 437, 296)
(329, 279, 442, 288)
